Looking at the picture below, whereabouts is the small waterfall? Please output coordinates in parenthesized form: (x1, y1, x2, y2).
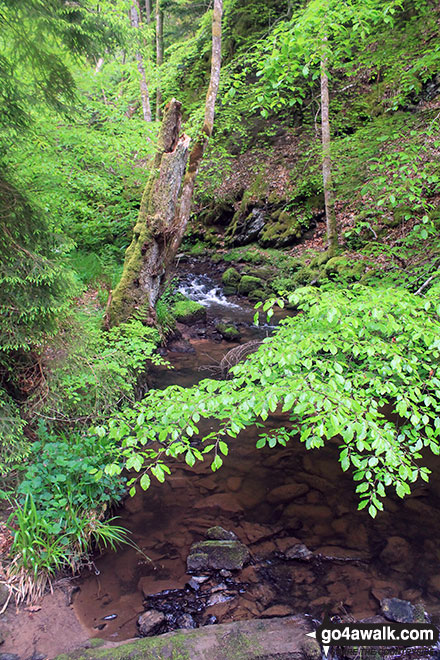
(177, 274, 241, 310)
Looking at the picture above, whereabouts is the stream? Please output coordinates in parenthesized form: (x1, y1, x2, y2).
(73, 263, 440, 654)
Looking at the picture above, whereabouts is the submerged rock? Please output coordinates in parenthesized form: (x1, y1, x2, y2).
(215, 322, 241, 341)
(381, 597, 415, 623)
(176, 613, 197, 629)
(137, 609, 166, 636)
(187, 539, 250, 572)
(206, 526, 238, 541)
(285, 544, 313, 561)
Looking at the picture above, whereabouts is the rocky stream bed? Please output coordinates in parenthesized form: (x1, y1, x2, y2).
(2, 261, 440, 660)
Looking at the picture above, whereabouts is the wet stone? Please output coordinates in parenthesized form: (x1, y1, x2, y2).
(267, 483, 309, 503)
(381, 597, 415, 623)
(207, 592, 235, 607)
(176, 613, 197, 629)
(206, 526, 238, 541)
(285, 543, 313, 561)
(187, 539, 250, 572)
(138, 609, 167, 636)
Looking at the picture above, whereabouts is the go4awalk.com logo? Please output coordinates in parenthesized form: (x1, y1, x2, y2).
(307, 616, 439, 658)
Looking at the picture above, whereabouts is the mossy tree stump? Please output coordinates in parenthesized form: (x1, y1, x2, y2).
(107, 99, 190, 327)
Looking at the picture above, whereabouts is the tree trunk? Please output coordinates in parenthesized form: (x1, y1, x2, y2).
(145, 0, 151, 23)
(130, 0, 152, 122)
(155, 0, 164, 120)
(165, 0, 223, 260)
(320, 33, 338, 253)
(108, 0, 222, 327)
(107, 99, 190, 327)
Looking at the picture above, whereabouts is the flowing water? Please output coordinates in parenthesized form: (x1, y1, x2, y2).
(73, 267, 440, 652)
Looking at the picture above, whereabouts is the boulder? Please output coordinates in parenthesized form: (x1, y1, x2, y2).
(221, 267, 240, 289)
(381, 597, 415, 623)
(137, 609, 166, 636)
(187, 539, 249, 572)
(173, 300, 207, 324)
(238, 275, 264, 295)
(215, 322, 241, 341)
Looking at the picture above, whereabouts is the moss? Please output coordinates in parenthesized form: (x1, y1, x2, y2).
(55, 631, 193, 660)
(301, 637, 322, 660)
(238, 275, 264, 295)
(309, 251, 331, 268)
(325, 257, 366, 281)
(172, 300, 207, 324)
(248, 288, 267, 302)
(88, 639, 106, 649)
(245, 266, 274, 279)
(215, 629, 260, 660)
(259, 209, 304, 248)
(215, 322, 241, 341)
(222, 267, 241, 288)
(188, 242, 208, 256)
(292, 266, 320, 286)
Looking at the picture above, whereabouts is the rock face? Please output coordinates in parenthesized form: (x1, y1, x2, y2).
(187, 539, 250, 572)
(137, 609, 166, 636)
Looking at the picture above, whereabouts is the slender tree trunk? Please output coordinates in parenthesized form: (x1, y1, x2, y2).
(155, 0, 164, 120)
(108, 0, 223, 327)
(145, 0, 151, 23)
(130, 0, 152, 122)
(166, 0, 223, 260)
(320, 32, 338, 253)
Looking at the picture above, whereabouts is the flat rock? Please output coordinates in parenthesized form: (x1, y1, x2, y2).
(267, 483, 309, 503)
(275, 536, 302, 553)
(226, 476, 242, 491)
(283, 503, 332, 521)
(187, 539, 250, 572)
(260, 604, 293, 617)
(194, 493, 243, 513)
(381, 597, 415, 623)
(55, 615, 318, 659)
(137, 609, 166, 636)
(239, 521, 274, 544)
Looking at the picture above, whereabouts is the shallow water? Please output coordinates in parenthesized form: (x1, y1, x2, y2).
(73, 271, 440, 646)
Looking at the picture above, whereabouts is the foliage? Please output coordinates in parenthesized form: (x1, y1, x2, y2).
(32, 315, 163, 426)
(0, 391, 30, 485)
(6, 493, 128, 603)
(97, 284, 440, 517)
(18, 426, 125, 520)
(0, 169, 72, 361)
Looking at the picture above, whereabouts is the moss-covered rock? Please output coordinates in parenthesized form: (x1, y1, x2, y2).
(246, 266, 274, 280)
(292, 266, 320, 286)
(238, 275, 264, 295)
(325, 257, 366, 281)
(222, 267, 241, 289)
(55, 615, 315, 660)
(187, 539, 250, 571)
(172, 300, 207, 324)
(215, 322, 241, 341)
(259, 210, 304, 248)
(248, 288, 267, 302)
